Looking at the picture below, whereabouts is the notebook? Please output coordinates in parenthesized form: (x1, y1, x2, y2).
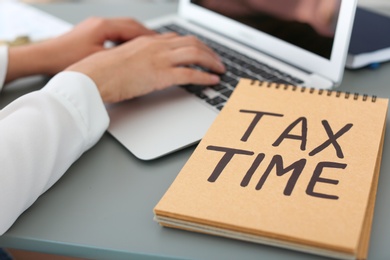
(0, 1, 72, 44)
(154, 79, 388, 260)
(107, 0, 357, 160)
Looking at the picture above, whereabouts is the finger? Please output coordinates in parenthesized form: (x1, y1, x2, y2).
(166, 35, 221, 61)
(168, 67, 221, 87)
(170, 46, 226, 74)
(154, 32, 178, 38)
(115, 32, 179, 51)
(103, 18, 155, 42)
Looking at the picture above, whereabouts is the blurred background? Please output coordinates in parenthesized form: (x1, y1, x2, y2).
(12, 0, 390, 15)
(11, 0, 390, 7)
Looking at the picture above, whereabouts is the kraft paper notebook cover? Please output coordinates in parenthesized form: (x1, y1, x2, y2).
(154, 79, 388, 260)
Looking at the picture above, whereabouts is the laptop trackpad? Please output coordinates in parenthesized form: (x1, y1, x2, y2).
(106, 87, 217, 160)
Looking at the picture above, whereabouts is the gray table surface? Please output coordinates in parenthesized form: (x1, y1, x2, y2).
(0, 1, 390, 259)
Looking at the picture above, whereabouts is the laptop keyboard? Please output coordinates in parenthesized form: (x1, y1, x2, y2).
(156, 24, 304, 111)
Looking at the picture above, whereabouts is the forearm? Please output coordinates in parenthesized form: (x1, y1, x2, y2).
(5, 42, 54, 83)
(0, 71, 109, 234)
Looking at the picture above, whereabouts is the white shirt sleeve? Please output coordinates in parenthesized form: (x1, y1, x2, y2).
(0, 45, 8, 91)
(0, 71, 109, 235)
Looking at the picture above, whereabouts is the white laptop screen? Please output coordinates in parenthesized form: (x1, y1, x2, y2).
(191, 0, 341, 60)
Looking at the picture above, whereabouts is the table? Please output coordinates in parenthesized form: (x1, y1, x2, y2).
(0, 1, 389, 259)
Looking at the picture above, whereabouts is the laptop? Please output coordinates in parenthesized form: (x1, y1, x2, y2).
(107, 0, 357, 160)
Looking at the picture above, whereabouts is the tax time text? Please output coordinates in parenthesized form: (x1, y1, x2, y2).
(205, 110, 353, 200)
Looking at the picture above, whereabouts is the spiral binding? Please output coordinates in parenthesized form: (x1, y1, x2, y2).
(250, 80, 377, 102)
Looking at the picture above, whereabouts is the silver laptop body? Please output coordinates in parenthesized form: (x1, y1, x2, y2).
(107, 0, 357, 160)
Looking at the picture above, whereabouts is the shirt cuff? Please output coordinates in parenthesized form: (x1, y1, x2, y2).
(0, 45, 8, 92)
(42, 71, 110, 150)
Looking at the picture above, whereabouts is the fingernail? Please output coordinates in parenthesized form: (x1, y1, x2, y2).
(211, 75, 220, 83)
(218, 61, 225, 71)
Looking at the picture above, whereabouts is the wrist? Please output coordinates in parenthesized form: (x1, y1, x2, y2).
(6, 42, 53, 83)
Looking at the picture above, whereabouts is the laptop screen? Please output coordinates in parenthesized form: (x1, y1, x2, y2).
(191, 0, 341, 60)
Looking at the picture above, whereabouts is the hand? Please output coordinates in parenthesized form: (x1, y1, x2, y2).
(6, 17, 154, 83)
(66, 33, 226, 103)
(40, 17, 155, 74)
